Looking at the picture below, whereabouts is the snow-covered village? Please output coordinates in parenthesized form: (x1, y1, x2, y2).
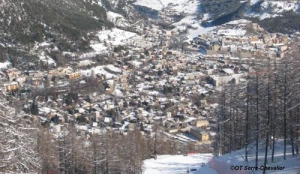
(0, 0, 299, 173)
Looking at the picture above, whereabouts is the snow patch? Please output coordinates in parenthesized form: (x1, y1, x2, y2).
(0, 61, 11, 70)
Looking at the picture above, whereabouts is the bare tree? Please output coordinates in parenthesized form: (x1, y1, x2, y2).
(0, 101, 40, 173)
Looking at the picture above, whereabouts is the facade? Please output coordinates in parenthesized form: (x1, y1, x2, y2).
(68, 72, 81, 80)
(6, 68, 20, 81)
(3, 82, 19, 92)
(195, 119, 209, 128)
(209, 75, 240, 87)
(190, 127, 209, 141)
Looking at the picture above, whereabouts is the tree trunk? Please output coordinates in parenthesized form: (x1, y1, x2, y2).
(271, 60, 277, 162)
(255, 72, 259, 168)
(283, 64, 287, 160)
(263, 59, 271, 174)
(245, 81, 250, 162)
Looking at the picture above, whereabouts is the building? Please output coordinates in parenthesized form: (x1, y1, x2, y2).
(48, 67, 73, 77)
(31, 77, 44, 87)
(68, 72, 81, 80)
(195, 119, 209, 128)
(189, 127, 209, 142)
(209, 75, 240, 87)
(3, 82, 19, 92)
(168, 128, 179, 134)
(6, 68, 20, 81)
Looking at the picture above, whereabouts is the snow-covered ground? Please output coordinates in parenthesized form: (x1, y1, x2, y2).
(217, 28, 247, 36)
(106, 11, 129, 27)
(134, 0, 216, 39)
(212, 140, 300, 174)
(143, 153, 214, 174)
(247, 0, 300, 19)
(134, 0, 199, 14)
(173, 15, 216, 40)
(90, 28, 140, 53)
(134, 0, 165, 11)
(0, 61, 11, 70)
(81, 64, 122, 79)
(40, 52, 56, 66)
(143, 140, 300, 174)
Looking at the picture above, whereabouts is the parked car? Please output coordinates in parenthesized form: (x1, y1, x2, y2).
(187, 163, 205, 173)
(187, 168, 197, 173)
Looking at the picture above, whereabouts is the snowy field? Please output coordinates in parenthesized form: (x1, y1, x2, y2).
(90, 28, 140, 52)
(143, 153, 214, 174)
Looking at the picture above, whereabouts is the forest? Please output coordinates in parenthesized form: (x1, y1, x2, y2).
(212, 57, 300, 173)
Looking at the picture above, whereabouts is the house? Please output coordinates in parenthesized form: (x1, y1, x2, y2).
(6, 68, 20, 81)
(209, 74, 241, 87)
(68, 72, 81, 80)
(58, 67, 73, 76)
(3, 82, 19, 92)
(29, 77, 44, 87)
(252, 23, 264, 31)
(163, 30, 172, 36)
(167, 112, 172, 118)
(49, 67, 72, 77)
(27, 71, 44, 78)
(189, 127, 209, 142)
(195, 119, 209, 128)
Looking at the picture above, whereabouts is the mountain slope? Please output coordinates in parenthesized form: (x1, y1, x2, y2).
(201, 0, 300, 33)
(0, 0, 113, 45)
(132, 0, 300, 34)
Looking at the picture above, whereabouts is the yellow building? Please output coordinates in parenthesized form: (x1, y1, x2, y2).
(68, 72, 81, 80)
(3, 82, 19, 92)
(190, 127, 209, 142)
(195, 119, 209, 128)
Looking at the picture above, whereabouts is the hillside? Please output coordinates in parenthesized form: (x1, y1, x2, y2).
(0, 0, 113, 43)
(205, 140, 300, 174)
(203, 0, 300, 33)
(144, 140, 300, 174)
(133, 0, 300, 34)
(0, 0, 142, 52)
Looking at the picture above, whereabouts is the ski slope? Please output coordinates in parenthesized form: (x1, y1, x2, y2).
(143, 140, 300, 174)
(143, 153, 215, 174)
